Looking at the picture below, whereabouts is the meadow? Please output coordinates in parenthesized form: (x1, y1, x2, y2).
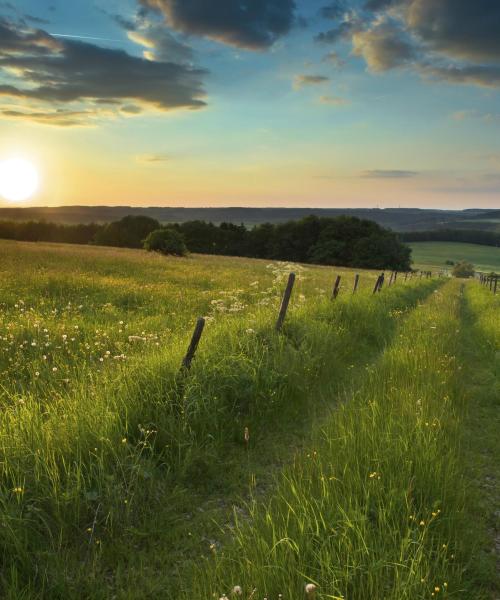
(410, 241, 500, 273)
(0, 240, 498, 599)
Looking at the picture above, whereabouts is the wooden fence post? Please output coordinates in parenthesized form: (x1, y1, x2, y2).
(332, 275, 341, 299)
(276, 272, 296, 331)
(494, 277, 498, 294)
(181, 317, 206, 371)
(378, 273, 385, 292)
(353, 274, 360, 294)
(372, 275, 381, 295)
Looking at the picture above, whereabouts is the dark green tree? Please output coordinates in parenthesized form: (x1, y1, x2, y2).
(143, 228, 188, 256)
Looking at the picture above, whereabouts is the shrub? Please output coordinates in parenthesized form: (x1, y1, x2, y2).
(143, 228, 188, 256)
(452, 261, 475, 278)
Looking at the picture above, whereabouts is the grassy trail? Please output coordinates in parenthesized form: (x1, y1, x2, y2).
(182, 280, 499, 600)
(99, 280, 444, 599)
(457, 285, 500, 597)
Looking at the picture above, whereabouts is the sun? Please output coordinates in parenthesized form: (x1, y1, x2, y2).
(0, 157, 40, 202)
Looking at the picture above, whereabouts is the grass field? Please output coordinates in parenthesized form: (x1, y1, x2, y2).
(411, 241, 500, 272)
(0, 240, 498, 599)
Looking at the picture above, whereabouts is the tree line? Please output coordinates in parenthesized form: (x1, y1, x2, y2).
(0, 214, 412, 270)
(400, 228, 500, 247)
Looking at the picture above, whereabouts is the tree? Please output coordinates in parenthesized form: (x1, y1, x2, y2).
(94, 215, 160, 248)
(143, 228, 188, 256)
(452, 261, 475, 278)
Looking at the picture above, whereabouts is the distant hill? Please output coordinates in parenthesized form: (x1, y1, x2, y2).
(0, 206, 499, 232)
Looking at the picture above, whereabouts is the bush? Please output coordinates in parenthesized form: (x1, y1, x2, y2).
(143, 228, 188, 256)
(452, 261, 475, 278)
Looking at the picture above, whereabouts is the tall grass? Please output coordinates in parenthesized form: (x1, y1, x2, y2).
(0, 241, 443, 597)
(182, 281, 483, 599)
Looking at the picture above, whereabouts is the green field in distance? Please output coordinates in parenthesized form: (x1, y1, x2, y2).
(410, 241, 500, 272)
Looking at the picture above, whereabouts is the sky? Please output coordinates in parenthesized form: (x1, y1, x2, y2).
(0, 0, 499, 209)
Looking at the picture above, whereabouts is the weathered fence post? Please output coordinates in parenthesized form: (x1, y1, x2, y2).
(404, 272, 408, 282)
(181, 317, 206, 371)
(388, 272, 394, 286)
(378, 273, 385, 292)
(276, 272, 296, 331)
(494, 277, 498, 294)
(353, 274, 360, 294)
(372, 275, 381, 295)
(332, 275, 341, 299)
(394, 271, 398, 283)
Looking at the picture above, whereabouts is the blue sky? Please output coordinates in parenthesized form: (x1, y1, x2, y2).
(0, 0, 499, 208)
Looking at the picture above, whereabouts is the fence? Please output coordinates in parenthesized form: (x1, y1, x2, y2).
(181, 269, 436, 371)
(478, 273, 499, 295)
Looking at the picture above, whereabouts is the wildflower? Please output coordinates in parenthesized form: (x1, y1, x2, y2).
(52, 367, 57, 372)
(232, 587, 243, 596)
(419, 520, 425, 526)
(305, 583, 317, 597)
(244, 427, 250, 445)
(12, 487, 24, 494)
(121, 438, 127, 444)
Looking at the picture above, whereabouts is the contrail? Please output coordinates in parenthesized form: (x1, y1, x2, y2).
(50, 33, 123, 43)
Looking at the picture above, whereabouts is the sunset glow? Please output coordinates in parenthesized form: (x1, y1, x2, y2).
(0, 158, 39, 202)
(0, 1, 498, 209)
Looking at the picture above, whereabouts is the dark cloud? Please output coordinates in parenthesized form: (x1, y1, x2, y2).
(360, 170, 419, 178)
(0, 17, 207, 125)
(139, 0, 296, 49)
(327, 0, 500, 88)
(319, 1, 346, 20)
(419, 63, 500, 88)
(404, 0, 500, 63)
(315, 21, 355, 45)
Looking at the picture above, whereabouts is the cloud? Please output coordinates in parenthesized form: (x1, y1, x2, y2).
(319, 94, 350, 106)
(138, 0, 296, 50)
(0, 108, 102, 126)
(319, 2, 347, 20)
(318, 0, 500, 88)
(104, 8, 194, 64)
(451, 109, 500, 123)
(315, 21, 356, 45)
(127, 22, 194, 63)
(418, 63, 500, 88)
(293, 74, 330, 89)
(322, 50, 345, 67)
(0, 17, 207, 126)
(136, 153, 170, 163)
(404, 0, 500, 64)
(360, 169, 419, 178)
(352, 20, 416, 71)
